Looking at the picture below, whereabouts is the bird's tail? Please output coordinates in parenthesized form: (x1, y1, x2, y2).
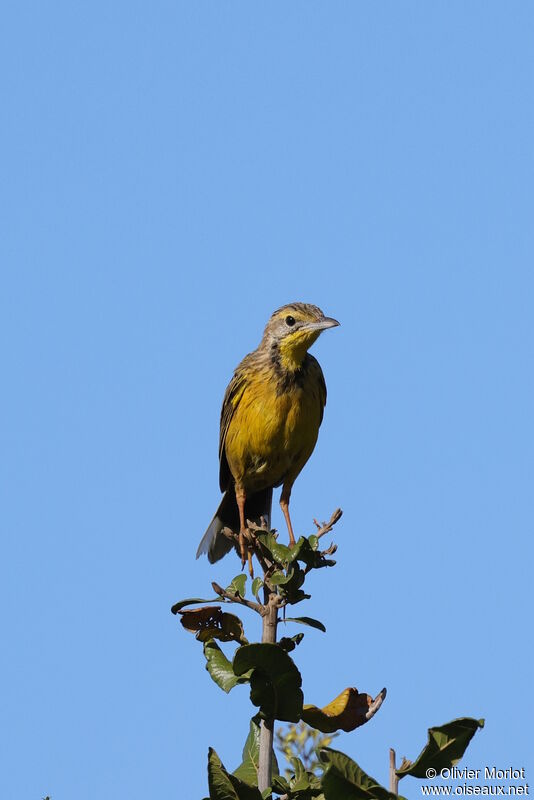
(196, 486, 273, 564)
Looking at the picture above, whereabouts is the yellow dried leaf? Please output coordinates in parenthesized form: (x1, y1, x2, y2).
(301, 686, 386, 733)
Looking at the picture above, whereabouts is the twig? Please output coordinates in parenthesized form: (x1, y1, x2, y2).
(321, 542, 337, 556)
(258, 590, 279, 793)
(389, 748, 399, 795)
(221, 526, 239, 543)
(251, 543, 272, 578)
(211, 582, 263, 614)
(221, 524, 273, 579)
(246, 520, 276, 576)
(313, 507, 343, 539)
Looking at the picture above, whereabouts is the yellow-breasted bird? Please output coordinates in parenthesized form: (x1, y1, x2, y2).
(196, 302, 339, 568)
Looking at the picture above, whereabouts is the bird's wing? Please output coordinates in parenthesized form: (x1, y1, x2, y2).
(308, 354, 327, 424)
(218, 365, 249, 491)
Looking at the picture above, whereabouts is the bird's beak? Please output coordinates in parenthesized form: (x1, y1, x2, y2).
(303, 317, 340, 332)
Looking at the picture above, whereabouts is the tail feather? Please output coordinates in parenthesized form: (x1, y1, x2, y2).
(196, 487, 273, 564)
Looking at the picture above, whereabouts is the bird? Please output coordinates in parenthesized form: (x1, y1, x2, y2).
(196, 302, 339, 570)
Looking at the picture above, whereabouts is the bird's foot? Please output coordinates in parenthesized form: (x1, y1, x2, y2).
(239, 527, 256, 576)
(239, 531, 247, 569)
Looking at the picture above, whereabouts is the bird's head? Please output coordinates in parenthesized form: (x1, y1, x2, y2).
(262, 302, 340, 370)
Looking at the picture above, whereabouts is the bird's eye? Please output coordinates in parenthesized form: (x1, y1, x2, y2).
(285, 315, 296, 327)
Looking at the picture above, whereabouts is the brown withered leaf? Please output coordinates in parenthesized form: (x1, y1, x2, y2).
(178, 606, 248, 644)
(301, 686, 387, 733)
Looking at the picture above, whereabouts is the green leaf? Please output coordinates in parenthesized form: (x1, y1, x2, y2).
(229, 778, 263, 800)
(282, 536, 309, 567)
(257, 532, 292, 565)
(170, 597, 218, 614)
(283, 616, 326, 633)
(289, 756, 310, 791)
(228, 574, 247, 598)
(203, 640, 251, 693)
(208, 748, 263, 800)
(285, 536, 308, 563)
(285, 589, 312, 606)
(278, 633, 304, 653)
(269, 570, 293, 586)
(395, 718, 485, 780)
(251, 577, 263, 599)
(271, 775, 290, 794)
(287, 537, 335, 570)
(233, 717, 261, 785)
(233, 643, 303, 722)
(322, 768, 378, 800)
(207, 747, 243, 800)
(278, 564, 306, 597)
(320, 748, 404, 800)
(233, 716, 279, 786)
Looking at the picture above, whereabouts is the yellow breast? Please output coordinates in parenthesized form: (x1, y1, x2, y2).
(224, 366, 323, 492)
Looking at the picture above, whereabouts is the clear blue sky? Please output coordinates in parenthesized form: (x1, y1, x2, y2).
(1, 3, 533, 798)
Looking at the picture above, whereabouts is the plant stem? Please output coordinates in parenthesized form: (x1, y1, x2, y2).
(389, 748, 399, 795)
(258, 590, 278, 795)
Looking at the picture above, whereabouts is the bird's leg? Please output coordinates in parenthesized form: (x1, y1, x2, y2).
(235, 487, 248, 569)
(280, 484, 296, 547)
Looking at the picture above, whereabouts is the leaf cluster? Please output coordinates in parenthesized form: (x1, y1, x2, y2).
(256, 530, 337, 606)
(172, 514, 484, 800)
(205, 716, 484, 800)
(275, 722, 338, 779)
(175, 612, 384, 733)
